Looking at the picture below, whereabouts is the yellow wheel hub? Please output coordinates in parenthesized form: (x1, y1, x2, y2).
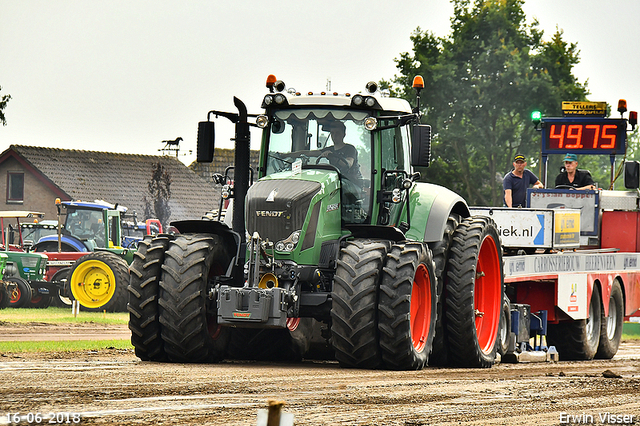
(70, 260, 116, 309)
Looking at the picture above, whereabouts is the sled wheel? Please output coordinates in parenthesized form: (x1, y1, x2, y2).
(128, 234, 173, 361)
(446, 216, 503, 367)
(596, 279, 623, 359)
(427, 214, 460, 366)
(330, 239, 391, 369)
(378, 242, 437, 370)
(69, 252, 129, 312)
(498, 295, 511, 357)
(548, 285, 602, 360)
(7, 277, 32, 308)
(158, 233, 232, 363)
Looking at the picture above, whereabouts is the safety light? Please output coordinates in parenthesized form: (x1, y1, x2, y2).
(618, 99, 628, 115)
(531, 110, 542, 123)
(55, 198, 61, 205)
(412, 76, 424, 89)
(266, 74, 277, 92)
(630, 111, 638, 130)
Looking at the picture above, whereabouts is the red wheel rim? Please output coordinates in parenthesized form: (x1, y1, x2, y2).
(207, 315, 223, 340)
(474, 235, 502, 354)
(410, 263, 432, 353)
(9, 285, 22, 304)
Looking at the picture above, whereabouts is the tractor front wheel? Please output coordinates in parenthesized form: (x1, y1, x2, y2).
(330, 239, 391, 369)
(158, 233, 231, 363)
(128, 235, 173, 361)
(7, 277, 32, 309)
(378, 242, 437, 370)
(69, 252, 129, 312)
(50, 268, 73, 308)
(445, 216, 503, 368)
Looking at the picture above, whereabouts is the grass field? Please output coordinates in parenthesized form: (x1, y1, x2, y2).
(0, 307, 131, 353)
(0, 307, 128, 325)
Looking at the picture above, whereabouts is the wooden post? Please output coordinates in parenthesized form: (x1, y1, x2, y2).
(266, 400, 285, 426)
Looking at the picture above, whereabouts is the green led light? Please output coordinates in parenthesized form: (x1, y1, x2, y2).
(531, 111, 542, 122)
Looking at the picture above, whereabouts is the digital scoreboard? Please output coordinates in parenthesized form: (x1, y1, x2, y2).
(541, 117, 627, 155)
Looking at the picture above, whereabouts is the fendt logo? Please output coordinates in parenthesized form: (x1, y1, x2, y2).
(256, 210, 285, 217)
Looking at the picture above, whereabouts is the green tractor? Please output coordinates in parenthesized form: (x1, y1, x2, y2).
(128, 76, 504, 369)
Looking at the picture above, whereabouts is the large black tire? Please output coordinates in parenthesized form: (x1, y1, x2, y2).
(7, 277, 32, 308)
(158, 233, 232, 363)
(548, 285, 602, 360)
(68, 252, 130, 312)
(128, 234, 173, 361)
(427, 214, 459, 366)
(226, 318, 313, 362)
(28, 290, 52, 309)
(378, 242, 437, 370)
(596, 280, 624, 359)
(49, 268, 73, 308)
(445, 216, 504, 368)
(330, 239, 391, 369)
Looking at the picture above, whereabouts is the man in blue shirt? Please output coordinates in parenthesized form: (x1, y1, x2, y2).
(503, 154, 543, 207)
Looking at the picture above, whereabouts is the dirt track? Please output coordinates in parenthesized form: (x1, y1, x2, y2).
(1, 323, 640, 425)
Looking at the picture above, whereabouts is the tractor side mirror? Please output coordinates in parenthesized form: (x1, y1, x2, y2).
(624, 161, 640, 189)
(197, 121, 216, 163)
(411, 124, 432, 168)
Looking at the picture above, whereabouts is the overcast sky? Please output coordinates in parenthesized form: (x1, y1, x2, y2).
(2, 1, 639, 166)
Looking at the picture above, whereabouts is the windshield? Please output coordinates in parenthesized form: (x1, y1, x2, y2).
(265, 109, 372, 224)
(64, 208, 106, 248)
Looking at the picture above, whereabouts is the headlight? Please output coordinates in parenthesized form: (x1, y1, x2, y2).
(352, 95, 364, 106)
(276, 230, 301, 253)
(263, 95, 273, 106)
(274, 94, 286, 104)
(364, 117, 377, 131)
(256, 115, 269, 128)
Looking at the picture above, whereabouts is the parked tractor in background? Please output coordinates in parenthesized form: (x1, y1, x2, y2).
(34, 200, 161, 311)
(0, 211, 50, 308)
(128, 75, 505, 369)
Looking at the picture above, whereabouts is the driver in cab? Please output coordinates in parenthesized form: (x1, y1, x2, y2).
(555, 153, 596, 190)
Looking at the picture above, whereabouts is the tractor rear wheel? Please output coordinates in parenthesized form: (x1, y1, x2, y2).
(378, 242, 437, 370)
(596, 280, 624, 359)
(158, 233, 231, 363)
(427, 214, 459, 366)
(445, 216, 503, 368)
(128, 235, 173, 361)
(330, 239, 391, 369)
(226, 318, 313, 362)
(7, 277, 32, 308)
(548, 285, 602, 360)
(68, 252, 129, 312)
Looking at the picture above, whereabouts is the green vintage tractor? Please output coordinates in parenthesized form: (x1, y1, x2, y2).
(128, 76, 504, 369)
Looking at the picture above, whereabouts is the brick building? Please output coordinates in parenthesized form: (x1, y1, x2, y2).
(0, 145, 221, 224)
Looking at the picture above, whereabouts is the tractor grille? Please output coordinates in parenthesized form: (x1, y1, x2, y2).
(246, 179, 321, 243)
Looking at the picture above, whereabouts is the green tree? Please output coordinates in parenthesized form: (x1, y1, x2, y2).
(387, 0, 588, 206)
(0, 86, 11, 126)
(143, 162, 172, 230)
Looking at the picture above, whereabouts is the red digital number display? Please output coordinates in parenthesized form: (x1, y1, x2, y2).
(542, 119, 626, 154)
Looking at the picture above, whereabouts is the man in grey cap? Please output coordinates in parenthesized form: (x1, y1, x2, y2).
(555, 153, 596, 190)
(503, 154, 543, 208)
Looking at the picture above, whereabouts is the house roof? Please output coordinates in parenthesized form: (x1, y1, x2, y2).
(3, 145, 221, 222)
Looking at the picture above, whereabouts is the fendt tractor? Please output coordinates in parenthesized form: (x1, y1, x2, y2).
(129, 75, 507, 370)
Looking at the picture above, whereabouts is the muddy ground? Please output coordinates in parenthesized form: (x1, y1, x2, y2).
(1, 322, 639, 425)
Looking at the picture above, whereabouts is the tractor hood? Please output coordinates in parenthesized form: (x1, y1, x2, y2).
(245, 169, 340, 247)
